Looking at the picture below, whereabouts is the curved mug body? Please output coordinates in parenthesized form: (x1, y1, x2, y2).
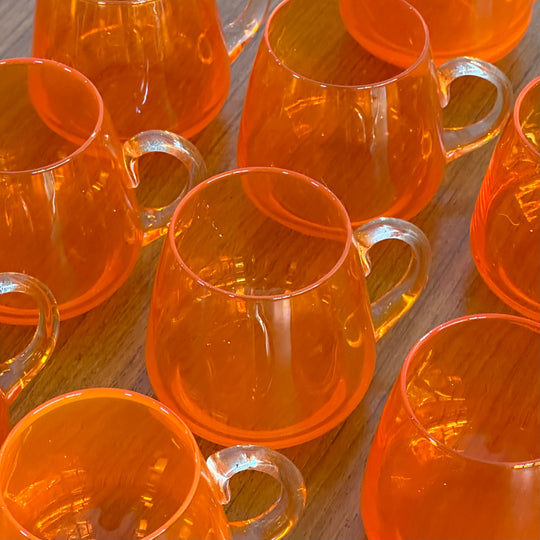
(341, 0, 535, 64)
(146, 167, 431, 447)
(0, 58, 205, 323)
(237, 0, 512, 226)
(32, 0, 270, 139)
(0, 388, 305, 539)
(470, 77, 540, 320)
(361, 314, 540, 539)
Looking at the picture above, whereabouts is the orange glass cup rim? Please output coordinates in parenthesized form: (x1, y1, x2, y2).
(168, 166, 354, 300)
(0, 388, 203, 540)
(264, 0, 431, 89)
(0, 57, 104, 175)
(514, 76, 540, 157)
(399, 313, 540, 468)
(74, 0, 170, 4)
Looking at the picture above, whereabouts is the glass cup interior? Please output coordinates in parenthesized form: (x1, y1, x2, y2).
(0, 391, 199, 540)
(0, 59, 100, 173)
(171, 169, 351, 297)
(266, 0, 426, 86)
(403, 316, 540, 464)
(518, 78, 540, 155)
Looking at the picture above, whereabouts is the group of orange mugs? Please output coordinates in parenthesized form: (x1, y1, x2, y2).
(0, 0, 538, 538)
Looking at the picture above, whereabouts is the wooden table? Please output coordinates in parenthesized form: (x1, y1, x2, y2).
(0, 1, 539, 538)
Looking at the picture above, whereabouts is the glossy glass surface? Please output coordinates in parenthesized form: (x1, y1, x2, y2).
(237, 0, 511, 227)
(0, 58, 205, 323)
(32, 0, 229, 140)
(361, 315, 540, 539)
(146, 168, 430, 447)
(32, 0, 269, 140)
(470, 77, 540, 320)
(0, 59, 142, 322)
(341, 0, 534, 65)
(0, 273, 59, 441)
(0, 389, 305, 540)
(0, 389, 230, 540)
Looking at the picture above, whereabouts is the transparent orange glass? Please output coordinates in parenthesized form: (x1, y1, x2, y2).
(32, 0, 269, 140)
(0, 388, 305, 540)
(0, 58, 206, 323)
(0, 272, 58, 442)
(361, 314, 540, 540)
(470, 77, 540, 321)
(340, 0, 535, 65)
(237, 0, 512, 227)
(146, 167, 431, 448)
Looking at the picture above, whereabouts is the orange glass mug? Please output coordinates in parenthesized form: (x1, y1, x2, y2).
(470, 77, 540, 320)
(0, 58, 206, 323)
(0, 388, 306, 540)
(146, 167, 431, 448)
(32, 0, 270, 140)
(237, 0, 512, 227)
(361, 314, 539, 540)
(0, 272, 59, 442)
(340, 0, 535, 65)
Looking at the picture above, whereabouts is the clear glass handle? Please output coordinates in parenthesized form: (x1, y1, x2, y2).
(0, 273, 59, 403)
(206, 445, 306, 540)
(354, 217, 431, 340)
(123, 130, 207, 245)
(223, 0, 271, 62)
(438, 57, 513, 161)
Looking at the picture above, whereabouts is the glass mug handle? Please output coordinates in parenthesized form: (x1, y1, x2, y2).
(437, 57, 513, 161)
(354, 217, 431, 340)
(123, 130, 207, 245)
(223, 0, 271, 62)
(0, 273, 59, 403)
(207, 445, 306, 540)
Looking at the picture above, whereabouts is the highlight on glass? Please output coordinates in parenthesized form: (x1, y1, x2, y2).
(0, 57, 206, 323)
(0, 388, 306, 540)
(237, 0, 512, 227)
(361, 313, 539, 540)
(146, 166, 431, 448)
(470, 76, 540, 320)
(0, 272, 59, 442)
(32, 0, 270, 140)
(341, 0, 535, 65)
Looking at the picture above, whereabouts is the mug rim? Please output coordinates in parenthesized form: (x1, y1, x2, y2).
(78, 0, 159, 3)
(0, 388, 203, 540)
(515, 76, 540, 158)
(0, 57, 104, 176)
(167, 166, 354, 300)
(263, 0, 431, 90)
(399, 312, 540, 468)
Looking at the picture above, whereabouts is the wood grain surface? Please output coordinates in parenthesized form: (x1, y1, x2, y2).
(0, 0, 539, 538)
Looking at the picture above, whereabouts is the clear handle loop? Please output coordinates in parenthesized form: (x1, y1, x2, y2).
(438, 57, 513, 161)
(123, 130, 207, 245)
(206, 445, 306, 540)
(0, 273, 59, 403)
(223, 0, 271, 62)
(354, 217, 431, 340)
